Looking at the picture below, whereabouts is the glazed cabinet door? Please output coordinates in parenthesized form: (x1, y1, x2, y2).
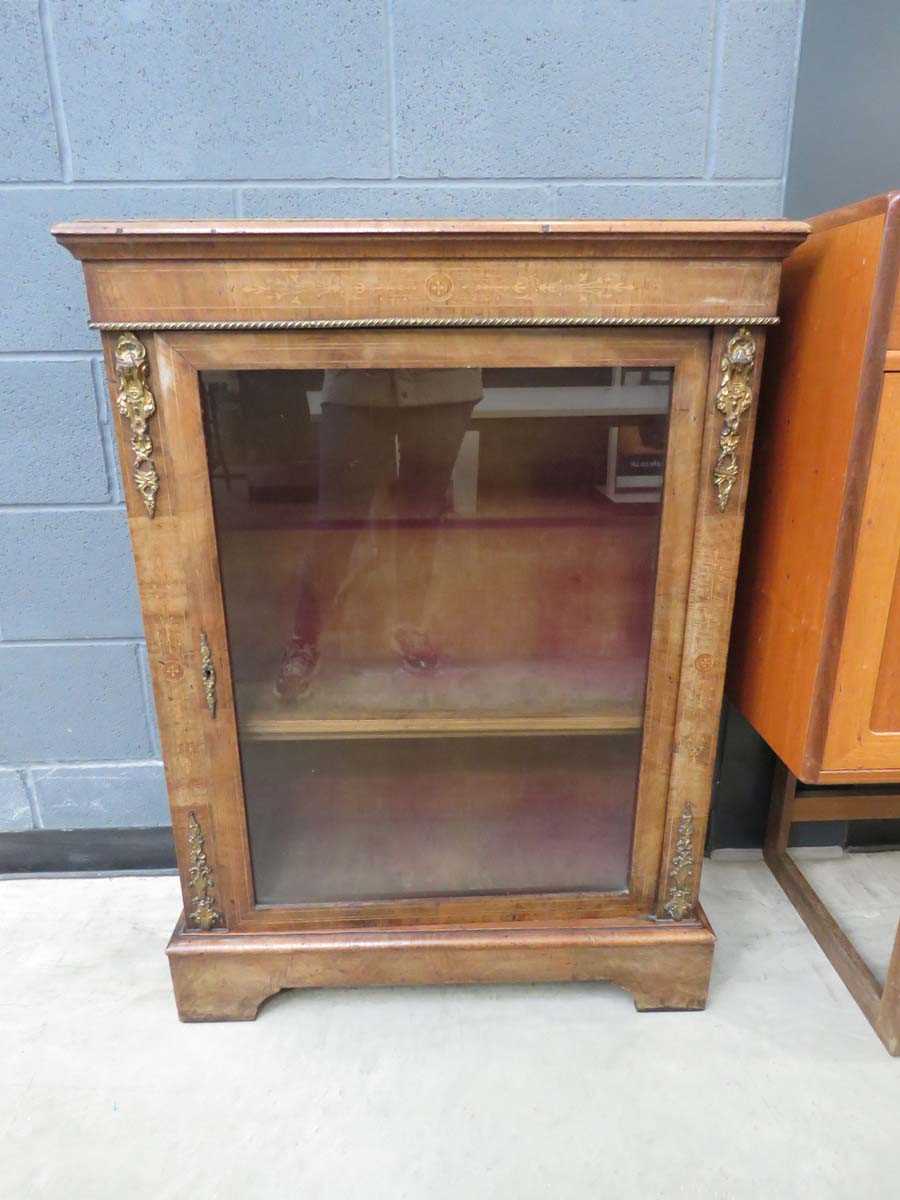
(116, 327, 737, 932)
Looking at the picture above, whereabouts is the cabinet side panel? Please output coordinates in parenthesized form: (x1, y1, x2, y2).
(728, 213, 885, 778)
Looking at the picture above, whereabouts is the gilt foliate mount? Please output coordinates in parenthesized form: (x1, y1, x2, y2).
(114, 332, 160, 517)
(662, 804, 696, 921)
(186, 811, 222, 931)
(713, 327, 756, 511)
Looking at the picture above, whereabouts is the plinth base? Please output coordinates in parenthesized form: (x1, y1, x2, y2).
(167, 909, 715, 1022)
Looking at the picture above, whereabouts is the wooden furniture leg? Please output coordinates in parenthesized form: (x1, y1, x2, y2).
(763, 760, 900, 1055)
(881, 923, 900, 1055)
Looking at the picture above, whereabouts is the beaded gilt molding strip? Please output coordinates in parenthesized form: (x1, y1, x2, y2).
(90, 315, 779, 332)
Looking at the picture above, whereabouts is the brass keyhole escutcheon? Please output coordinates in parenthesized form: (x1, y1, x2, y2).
(199, 631, 217, 717)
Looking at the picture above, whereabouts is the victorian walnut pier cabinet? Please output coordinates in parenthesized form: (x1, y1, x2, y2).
(55, 218, 806, 1021)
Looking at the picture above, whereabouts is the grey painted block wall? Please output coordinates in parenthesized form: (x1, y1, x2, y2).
(0, 0, 803, 832)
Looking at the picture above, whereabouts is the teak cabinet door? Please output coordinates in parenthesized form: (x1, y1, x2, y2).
(824, 372, 900, 774)
(108, 325, 752, 934)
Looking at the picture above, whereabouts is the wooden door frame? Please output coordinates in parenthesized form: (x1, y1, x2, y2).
(104, 323, 757, 934)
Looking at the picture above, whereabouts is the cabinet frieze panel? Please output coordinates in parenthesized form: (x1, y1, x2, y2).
(85, 258, 780, 327)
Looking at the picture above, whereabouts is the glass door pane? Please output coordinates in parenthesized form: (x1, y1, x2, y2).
(200, 364, 672, 904)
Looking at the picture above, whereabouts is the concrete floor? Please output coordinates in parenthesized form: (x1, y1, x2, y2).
(2, 855, 899, 1199)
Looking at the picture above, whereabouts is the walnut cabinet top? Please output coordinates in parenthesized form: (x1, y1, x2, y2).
(53, 218, 807, 331)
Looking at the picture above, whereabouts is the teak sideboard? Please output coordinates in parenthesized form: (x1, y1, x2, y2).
(731, 193, 900, 786)
(729, 194, 900, 1054)
(54, 218, 806, 1021)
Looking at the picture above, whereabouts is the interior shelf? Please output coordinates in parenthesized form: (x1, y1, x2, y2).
(235, 659, 645, 741)
(237, 709, 642, 741)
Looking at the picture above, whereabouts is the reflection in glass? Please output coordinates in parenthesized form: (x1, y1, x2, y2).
(276, 369, 481, 698)
(201, 365, 673, 904)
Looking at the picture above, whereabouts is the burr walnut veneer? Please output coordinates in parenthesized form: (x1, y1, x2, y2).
(55, 218, 805, 1021)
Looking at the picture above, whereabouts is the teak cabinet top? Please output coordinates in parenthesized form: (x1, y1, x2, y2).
(730, 193, 900, 784)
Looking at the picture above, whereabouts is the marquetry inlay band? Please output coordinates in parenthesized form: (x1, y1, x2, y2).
(90, 315, 779, 332)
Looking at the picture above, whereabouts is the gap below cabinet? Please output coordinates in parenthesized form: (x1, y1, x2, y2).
(54, 217, 806, 1020)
